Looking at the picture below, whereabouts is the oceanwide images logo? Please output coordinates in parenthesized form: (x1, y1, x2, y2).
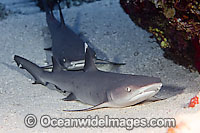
(24, 114, 37, 128)
(24, 114, 176, 130)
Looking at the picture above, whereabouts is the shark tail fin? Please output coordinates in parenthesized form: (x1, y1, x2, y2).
(14, 55, 47, 85)
(57, 1, 65, 25)
(41, 0, 50, 14)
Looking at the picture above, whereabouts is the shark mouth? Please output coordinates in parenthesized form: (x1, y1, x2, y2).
(128, 83, 162, 105)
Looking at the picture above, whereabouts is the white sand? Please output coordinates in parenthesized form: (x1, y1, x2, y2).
(0, 0, 200, 132)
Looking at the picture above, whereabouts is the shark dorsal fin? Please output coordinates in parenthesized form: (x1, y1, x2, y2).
(84, 46, 98, 72)
(52, 56, 61, 72)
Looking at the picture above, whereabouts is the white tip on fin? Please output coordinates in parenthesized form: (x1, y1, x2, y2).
(84, 42, 88, 53)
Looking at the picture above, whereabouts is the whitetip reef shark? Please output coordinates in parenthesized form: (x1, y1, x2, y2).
(42, 0, 125, 70)
(14, 47, 162, 111)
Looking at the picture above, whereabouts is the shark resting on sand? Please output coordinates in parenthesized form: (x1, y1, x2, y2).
(14, 47, 162, 111)
(42, 0, 125, 70)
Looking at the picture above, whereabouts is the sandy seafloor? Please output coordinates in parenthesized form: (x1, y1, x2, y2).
(0, 0, 200, 132)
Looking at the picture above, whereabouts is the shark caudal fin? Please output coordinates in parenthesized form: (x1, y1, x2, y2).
(14, 55, 46, 85)
(56, 1, 65, 25)
(41, 0, 50, 14)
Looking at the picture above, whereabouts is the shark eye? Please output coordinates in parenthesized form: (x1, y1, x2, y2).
(126, 87, 131, 92)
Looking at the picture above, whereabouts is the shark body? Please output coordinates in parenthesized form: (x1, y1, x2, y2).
(14, 47, 162, 111)
(42, 0, 124, 70)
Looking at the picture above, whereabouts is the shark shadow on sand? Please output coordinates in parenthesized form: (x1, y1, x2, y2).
(41, 0, 125, 71)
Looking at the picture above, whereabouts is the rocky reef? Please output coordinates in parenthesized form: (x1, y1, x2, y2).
(120, 0, 200, 72)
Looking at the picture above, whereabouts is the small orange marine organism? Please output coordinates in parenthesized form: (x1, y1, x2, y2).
(188, 92, 200, 108)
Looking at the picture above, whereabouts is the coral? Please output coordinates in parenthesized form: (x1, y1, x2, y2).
(149, 27, 170, 48)
(120, 0, 200, 72)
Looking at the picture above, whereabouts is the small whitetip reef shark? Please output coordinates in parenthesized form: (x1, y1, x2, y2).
(14, 47, 162, 111)
(42, 0, 125, 70)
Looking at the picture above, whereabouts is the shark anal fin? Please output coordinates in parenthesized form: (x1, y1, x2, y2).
(62, 93, 77, 101)
(53, 85, 68, 94)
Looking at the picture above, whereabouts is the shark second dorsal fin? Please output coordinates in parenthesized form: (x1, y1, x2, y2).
(52, 56, 61, 72)
(84, 46, 98, 72)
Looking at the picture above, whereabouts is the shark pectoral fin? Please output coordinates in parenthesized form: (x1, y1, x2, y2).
(146, 96, 167, 102)
(44, 47, 52, 51)
(63, 102, 112, 112)
(62, 93, 77, 101)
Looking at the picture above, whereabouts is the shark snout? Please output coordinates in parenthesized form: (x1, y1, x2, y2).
(138, 83, 162, 94)
(107, 82, 162, 107)
(127, 83, 162, 105)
